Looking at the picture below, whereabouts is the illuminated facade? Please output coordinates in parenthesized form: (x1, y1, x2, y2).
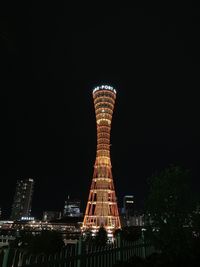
(123, 195, 135, 219)
(83, 85, 121, 235)
(63, 196, 81, 217)
(10, 178, 34, 220)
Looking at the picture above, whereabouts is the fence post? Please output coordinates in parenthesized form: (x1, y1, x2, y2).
(2, 248, 10, 267)
(141, 230, 146, 258)
(77, 237, 83, 267)
(116, 233, 123, 262)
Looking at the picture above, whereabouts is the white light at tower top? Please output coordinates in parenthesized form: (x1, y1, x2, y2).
(93, 85, 117, 94)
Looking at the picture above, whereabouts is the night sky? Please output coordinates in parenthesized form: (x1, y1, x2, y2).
(1, 7, 200, 219)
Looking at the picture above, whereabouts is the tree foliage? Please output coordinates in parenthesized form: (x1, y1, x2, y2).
(145, 165, 198, 259)
(95, 226, 108, 246)
(10, 230, 65, 255)
(114, 226, 142, 242)
(83, 228, 93, 243)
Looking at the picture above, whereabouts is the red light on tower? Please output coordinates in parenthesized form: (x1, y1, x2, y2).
(83, 85, 121, 236)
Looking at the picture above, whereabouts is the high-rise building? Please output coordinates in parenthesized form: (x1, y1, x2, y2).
(121, 195, 145, 227)
(10, 178, 34, 220)
(63, 196, 81, 217)
(83, 85, 121, 236)
(123, 195, 135, 219)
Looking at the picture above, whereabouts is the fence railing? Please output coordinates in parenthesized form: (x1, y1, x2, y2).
(0, 236, 155, 267)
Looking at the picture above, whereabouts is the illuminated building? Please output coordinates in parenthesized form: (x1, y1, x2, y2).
(121, 195, 145, 227)
(43, 211, 61, 221)
(10, 178, 34, 220)
(0, 219, 82, 243)
(123, 195, 135, 219)
(63, 196, 81, 217)
(83, 85, 121, 235)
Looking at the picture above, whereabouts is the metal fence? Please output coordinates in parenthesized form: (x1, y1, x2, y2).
(0, 236, 155, 267)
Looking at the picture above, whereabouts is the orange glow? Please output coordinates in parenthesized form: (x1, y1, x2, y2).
(82, 86, 121, 234)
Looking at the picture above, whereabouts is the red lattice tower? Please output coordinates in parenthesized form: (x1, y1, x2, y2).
(83, 85, 121, 235)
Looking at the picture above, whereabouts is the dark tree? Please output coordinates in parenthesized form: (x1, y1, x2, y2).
(191, 207, 200, 260)
(114, 226, 142, 242)
(95, 226, 108, 246)
(83, 228, 93, 243)
(10, 230, 64, 255)
(145, 165, 197, 261)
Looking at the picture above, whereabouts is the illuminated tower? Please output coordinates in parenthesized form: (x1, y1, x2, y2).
(83, 85, 121, 235)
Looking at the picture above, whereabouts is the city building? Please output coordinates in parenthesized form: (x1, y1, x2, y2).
(121, 195, 145, 227)
(83, 85, 121, 236)
(0, 217, 83, 242)
(123, 195, 135, 219)
(43, 211, 61, 221)
(10, 178, 34, 220)
(63, 196, 81, 217)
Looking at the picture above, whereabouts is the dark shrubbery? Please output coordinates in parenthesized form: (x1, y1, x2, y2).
(114, 226, 142, 242)
(94, 226, 108, 246)
(113, 253, 200, 267)
(10, 230, 65, 255)
(145, 165, 200, 261)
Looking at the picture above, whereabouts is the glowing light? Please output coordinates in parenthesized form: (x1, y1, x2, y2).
(83, 84, 121, 237)
(93, 85, 117, 94)
(21, 216, 35, 221)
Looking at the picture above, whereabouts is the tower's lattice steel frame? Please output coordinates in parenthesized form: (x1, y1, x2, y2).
(83, 85, 121, 234)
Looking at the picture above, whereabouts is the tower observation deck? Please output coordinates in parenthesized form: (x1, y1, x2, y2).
(83, 85, 121, 235)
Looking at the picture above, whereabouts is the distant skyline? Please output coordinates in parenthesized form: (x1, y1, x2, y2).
(1, 7, 200, 219)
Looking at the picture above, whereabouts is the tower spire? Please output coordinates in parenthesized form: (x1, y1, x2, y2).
(83, 85, 121, 236)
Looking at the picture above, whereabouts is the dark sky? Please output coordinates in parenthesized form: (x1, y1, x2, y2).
(1, 6, 200, 219)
